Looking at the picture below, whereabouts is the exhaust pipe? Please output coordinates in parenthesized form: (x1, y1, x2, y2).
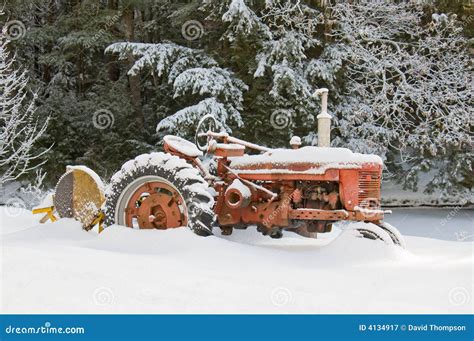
(313, 88, 331, 147)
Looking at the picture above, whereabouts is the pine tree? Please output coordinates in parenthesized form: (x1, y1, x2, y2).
(210, 0, 324, 146)
(106, 42, 247, 136)
(3, 0, 471, 201)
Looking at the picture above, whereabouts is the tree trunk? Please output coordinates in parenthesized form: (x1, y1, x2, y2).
(106, 0, 120, 81)
(123, 6, 144, 130)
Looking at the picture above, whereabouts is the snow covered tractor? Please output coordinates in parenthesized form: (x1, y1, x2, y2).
(38, 89, 405, 247)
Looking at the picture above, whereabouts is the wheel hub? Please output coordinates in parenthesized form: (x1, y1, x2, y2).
(124, 181, 187, 229)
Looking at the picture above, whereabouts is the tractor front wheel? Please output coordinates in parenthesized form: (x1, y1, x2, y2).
(104, 153, 215, 236)
(377, 221, 406, 248)
(346, 223, 394, 246)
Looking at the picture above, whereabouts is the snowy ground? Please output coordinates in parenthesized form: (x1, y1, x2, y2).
(0, 206, 472, 314)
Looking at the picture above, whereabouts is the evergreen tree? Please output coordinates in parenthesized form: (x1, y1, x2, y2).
(106, 41, 247, 136)
(2, 0, 472, 200)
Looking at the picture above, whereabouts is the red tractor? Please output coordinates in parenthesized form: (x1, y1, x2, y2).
(44, 89, 404, 248)
(103, 89, 404, 247)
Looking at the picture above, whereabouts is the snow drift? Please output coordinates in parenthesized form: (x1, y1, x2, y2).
(0, 207, 472, 314)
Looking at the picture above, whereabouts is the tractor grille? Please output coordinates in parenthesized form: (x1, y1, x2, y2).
(358, 171, 381, 208)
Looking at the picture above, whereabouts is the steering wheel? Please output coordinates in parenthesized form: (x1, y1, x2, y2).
(195, 114, 223, 152)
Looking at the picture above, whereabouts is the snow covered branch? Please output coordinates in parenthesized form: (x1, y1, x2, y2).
(0, 38, 49, 186)
(329, 1, 472, 152)
(157, 97, 235, 133)
(325, 0, 472, 194)
(106, 42, 247, 136)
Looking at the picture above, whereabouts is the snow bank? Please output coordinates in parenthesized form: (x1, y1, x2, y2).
(0, 206, 40, 235)
(0, 207, 472, 314)
(382, 176, 473, 207)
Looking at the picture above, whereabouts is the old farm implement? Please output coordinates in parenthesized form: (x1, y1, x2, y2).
(34, 89, 405, 248)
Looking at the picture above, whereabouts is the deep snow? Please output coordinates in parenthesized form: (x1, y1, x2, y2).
(0, 206, 472, 314)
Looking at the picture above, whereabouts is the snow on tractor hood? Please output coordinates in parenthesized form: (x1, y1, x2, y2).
(230, 146, 383, 172)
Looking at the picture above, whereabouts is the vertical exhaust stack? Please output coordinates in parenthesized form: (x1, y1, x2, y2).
(313, 88, 331, 147)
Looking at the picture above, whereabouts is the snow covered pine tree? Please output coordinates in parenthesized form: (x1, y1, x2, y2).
(209, 0, 323, 145)
(105, 42, 247, 137)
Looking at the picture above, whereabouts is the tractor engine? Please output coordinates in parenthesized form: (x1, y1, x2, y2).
(291, 181, 341, 234)
(215, 158, 384, 238)
(294, 181, 341, 211)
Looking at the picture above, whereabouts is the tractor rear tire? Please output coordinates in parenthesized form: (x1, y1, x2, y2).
(104, 152, 216, 236)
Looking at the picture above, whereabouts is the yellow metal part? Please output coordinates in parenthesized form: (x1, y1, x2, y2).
(32, 205, 106, 233)
(32, 206, 58, 223)
(90, 211, 105, 233)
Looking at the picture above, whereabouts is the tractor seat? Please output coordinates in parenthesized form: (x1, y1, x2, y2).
(163, 135, 203, 158)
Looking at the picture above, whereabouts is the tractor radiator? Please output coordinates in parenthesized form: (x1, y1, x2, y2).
(358, 171, 381, 208)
